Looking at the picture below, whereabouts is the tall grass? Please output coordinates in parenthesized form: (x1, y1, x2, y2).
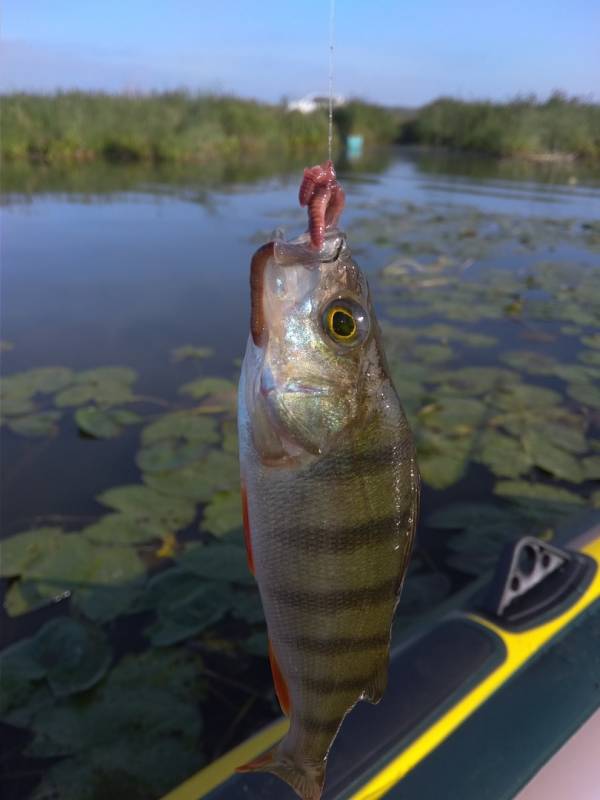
(1, 91, 599, 165)
(405, 93, 600, 159)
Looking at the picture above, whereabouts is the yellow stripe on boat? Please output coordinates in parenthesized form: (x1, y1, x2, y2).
(160, 538, 600, 800)
(351, 537, 600, 800)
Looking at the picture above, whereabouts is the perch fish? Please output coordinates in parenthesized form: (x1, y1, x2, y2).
(237, 161, 420, 800)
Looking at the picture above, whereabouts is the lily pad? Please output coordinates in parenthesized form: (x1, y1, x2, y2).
(567, 382, 600, 409)
(82, 514, 159, 545)
(2, 367, 74, 399)
(475, 430, 532, 479)
(26, 650, 205, 799)
(200, 490, 242, 536)
(178, 542, 254, 585)
(521, 431, 585, 483)
(0, 527, 66, 577)
(97, 485, 196, 532)
(141, 411, 219, 447)
(171, 345, 215, 362)
(7, 411, 62, 437)
(143, 570, 231, 646)
(179, 376, 236, 400)
(144, 450, 240, 503)
(494, 481, 586, 505)
(55, 367, 137, 408)
(136, 440, 209, 473)
(75, 407, 142, 439)
(0, 618, 111, 698)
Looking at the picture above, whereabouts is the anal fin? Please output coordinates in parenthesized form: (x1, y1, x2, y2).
(237, 745, 325, 800)
(268, 640, 291, 716)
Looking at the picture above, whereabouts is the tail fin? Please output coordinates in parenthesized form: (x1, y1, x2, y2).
(236, 745, 325, 800)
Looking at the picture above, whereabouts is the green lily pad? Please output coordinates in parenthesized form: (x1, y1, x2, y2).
(75, 407, 142, 439)
(26, 649, 205, 799)
(144, 450, 240, 503)
(55, 367, 137, 407)
(177, 543, 254, 585)
(419, 396, 487, 431)
(578, 350, 600, 366)
(0, 527, 66, 577)
(97, 485, 196, 531)
(582, 455, 600, 480)
(437, 366, 517, 395)
(82, 514, 159, 545)
(1, 618, 111, 698)
(178, 377, 237, 412)
(200, 490, 242, 536)
(567, 382, 600, 409)
(475, 430, 532, 479)
(2, 367, 74, 398)
(582, 334, 600, 349)
(143, 571, 230, 646)
(171, 345, 215, 362)
(7, 411, 62, 437)
(412, 344, 454, 364)
(494, 383, 563, 411)
(494, 481, 586, 505)
(522, 431, 585, 483)
(141, 411, 219, 446)
(136, 440, 209, 473)
(500, 350, 558, 375)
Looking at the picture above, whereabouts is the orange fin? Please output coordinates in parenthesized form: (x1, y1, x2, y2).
(240, 483, 255, 575)
(236, 745, 325, 800)
(268, 640, 291, 716)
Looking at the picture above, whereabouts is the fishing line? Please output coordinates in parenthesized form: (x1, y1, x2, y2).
(328, 0, 336, 161)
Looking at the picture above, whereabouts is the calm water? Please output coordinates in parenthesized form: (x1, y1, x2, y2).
(2, 149, 600, 800)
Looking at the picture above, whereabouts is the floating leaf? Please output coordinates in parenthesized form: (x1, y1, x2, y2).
(55, 367, 137, 407)
(27, 650, 205, 799)
(136, 440, 208, 473)
(567, 382, 600, 409)
(179, 376, 236, 400)
(141, 411, 219, 447)
(143, 570, 230, 646)
(582, 455, 600, 480)
(171, 345, 215, 362)
(1, 618, 111, 698)
(144, 450, 240, 503)
(578, 349, 600, 366)
(7, 411, 61, 437)
(75, 406, 141, 438)
(522, 431, 585, 483)
(475, 430, 532, 479)
(582, 334, 600, 349)
(0, 527, 66, 577)
(494, 382, 562, 411)
(500, 350, 558, 375)
(412, 343, 454, 364)
(494, 481, 586, 505)
(200, 490, 242, 536)
(419, 396, 487, 431)
(2, 367, 74, 398)
(97, 485, 196, 531)
(178, 542, 254, 585)
(82, 514, 159, 545)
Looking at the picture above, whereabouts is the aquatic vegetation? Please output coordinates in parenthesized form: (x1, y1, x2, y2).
(1, 198, 599, 799)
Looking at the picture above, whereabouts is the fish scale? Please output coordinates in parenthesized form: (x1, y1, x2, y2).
(237, 206, 419, 799)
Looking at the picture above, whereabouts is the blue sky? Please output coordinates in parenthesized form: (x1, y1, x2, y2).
(2, 0, 598, 105)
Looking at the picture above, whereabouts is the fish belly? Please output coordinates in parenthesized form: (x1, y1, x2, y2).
(244, 422, 417, 766)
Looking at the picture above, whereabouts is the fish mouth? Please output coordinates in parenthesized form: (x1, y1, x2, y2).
(259, 369, 330, 398)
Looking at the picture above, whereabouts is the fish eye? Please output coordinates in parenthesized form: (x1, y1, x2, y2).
(322, 298, 369, 347)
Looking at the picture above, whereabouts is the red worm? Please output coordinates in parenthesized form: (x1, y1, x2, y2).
(299, 160, 345, 249)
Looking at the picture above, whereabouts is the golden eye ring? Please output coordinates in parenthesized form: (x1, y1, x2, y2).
(326, 305, 358, 342)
